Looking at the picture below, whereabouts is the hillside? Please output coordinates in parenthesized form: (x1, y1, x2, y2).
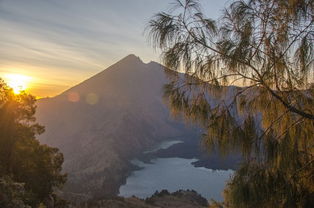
(36, 55, 198, 199)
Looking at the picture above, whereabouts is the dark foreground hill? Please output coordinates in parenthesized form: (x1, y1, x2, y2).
(36, 55, 198, 199)
(74, 190, 208, 208)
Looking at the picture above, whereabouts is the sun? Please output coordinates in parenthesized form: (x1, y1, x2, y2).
(4, 74, 31, 94)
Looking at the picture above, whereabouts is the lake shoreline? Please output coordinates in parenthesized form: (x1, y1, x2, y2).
(117, 137, 239, 200)
(119, 157, 234, 201)
(136, 137, 241, 170)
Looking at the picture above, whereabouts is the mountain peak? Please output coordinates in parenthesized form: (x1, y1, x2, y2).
(119, 54, 143, 64)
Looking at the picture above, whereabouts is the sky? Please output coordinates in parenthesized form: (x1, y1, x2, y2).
(0, 0, 229, 97)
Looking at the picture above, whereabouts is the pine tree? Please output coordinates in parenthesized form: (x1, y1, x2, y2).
(147, 0, 314, 207)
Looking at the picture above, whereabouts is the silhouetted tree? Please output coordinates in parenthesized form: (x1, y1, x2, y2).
(0, 79, 67, 207)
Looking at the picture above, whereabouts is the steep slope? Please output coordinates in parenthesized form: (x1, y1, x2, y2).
(36, 55, 197, 198)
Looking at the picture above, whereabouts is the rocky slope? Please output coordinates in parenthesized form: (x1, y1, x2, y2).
(36, 55, 197, 199)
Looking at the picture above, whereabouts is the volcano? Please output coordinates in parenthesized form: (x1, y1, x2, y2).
(36, 54, 198, 198)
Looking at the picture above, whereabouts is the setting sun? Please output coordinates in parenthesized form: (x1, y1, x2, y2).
(4, 74, 31, 94)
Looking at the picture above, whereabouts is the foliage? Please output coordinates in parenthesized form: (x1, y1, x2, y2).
(147, 0, 314, 119)
(0, 177, 30, 208)
(0, 79, 67, 207)
(147, 0, 314, 207)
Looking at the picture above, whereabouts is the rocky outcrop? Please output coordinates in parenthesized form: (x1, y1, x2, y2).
(146, 190, 208, 208)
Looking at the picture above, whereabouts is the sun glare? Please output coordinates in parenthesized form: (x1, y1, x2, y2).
(4, 74, 31, 94)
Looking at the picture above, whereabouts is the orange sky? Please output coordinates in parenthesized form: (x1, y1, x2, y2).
(0, 65, 97, 97)
(0, 0, 228, 97)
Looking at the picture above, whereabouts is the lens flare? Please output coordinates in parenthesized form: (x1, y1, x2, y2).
(68, 92, 80, 102)
(86, 93, 99, 105)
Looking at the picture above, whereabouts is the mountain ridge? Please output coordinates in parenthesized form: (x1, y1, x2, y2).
(36, 54, 198, 199)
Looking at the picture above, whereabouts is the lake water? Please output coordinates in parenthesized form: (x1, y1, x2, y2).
(119, 157, 234, 201)
(143, 140, 183, 154)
